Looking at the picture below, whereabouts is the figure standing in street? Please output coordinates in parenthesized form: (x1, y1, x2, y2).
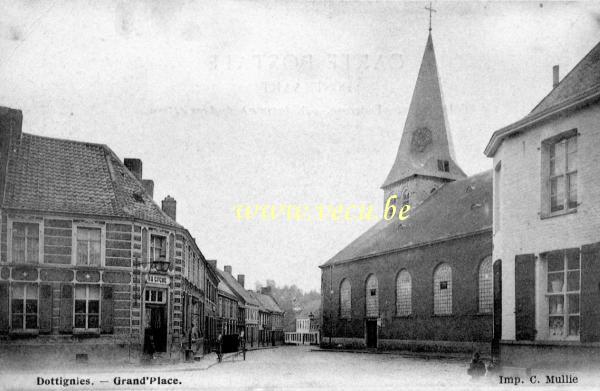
(239, 330, 246, 360)
(467, 352, 486, 380)
(216, 332, 223, 363)
(190, 323, 199, 353)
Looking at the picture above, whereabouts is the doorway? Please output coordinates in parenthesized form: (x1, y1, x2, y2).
(145, 305, 167, 353)
(366, 319, 377, 348)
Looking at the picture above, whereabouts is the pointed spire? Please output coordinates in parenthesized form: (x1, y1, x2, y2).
(381, 33, 465, 189)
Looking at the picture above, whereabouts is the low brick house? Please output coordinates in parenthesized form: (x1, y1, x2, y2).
(0, 107, 210, 365)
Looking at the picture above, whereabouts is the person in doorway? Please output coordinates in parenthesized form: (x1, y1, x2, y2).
(239, 331, 246, 360)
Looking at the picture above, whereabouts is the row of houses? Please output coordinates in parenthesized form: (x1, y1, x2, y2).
(0, 107, 283, 365)
(320, 31, 600, 368)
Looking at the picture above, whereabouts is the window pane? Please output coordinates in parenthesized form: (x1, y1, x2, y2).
(567, 250, 580, 270)
(478, 257, 493, 314)
(340, 280, 351, 318)
(88, 315, 99, 328)
(567, 271, 580, 292)
(434, 264, 452, 315)
(90, 241, 101, 266)
(12, 315, 23, 329)
(25, 315, 37, 329)
(11, 299, 23, 314)
(567, 172, 577, 209)
(396, 270, 412, 316)
(88, 300, 99, 315)
(12, 285, 25, 299)
(88, 286, 100, 300)
(77, 240, 88, 265)
(26, 285, 37, 299)
(12, 236, 25, 263)
(568, 316, 580, 337)
(75, 300, 86, 314)
(550, 176, 564, 212)
(547, 252, 564, 272)
(568, 294, 580, 314)
(567, 137, 577, 171)
(75, 315, 86, 328)
(549, 316, 564, 337)
(549, 295, 564, 315)
(77, 228, 89, 240)
(27, 237, 39, 263)
(75, 286, 86, 299)
(553, 140, 565, 175)
(25, 299, 37, 314)
(548, 273, 564, 293)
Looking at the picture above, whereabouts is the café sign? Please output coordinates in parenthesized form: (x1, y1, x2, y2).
(146, 274, 170, 286)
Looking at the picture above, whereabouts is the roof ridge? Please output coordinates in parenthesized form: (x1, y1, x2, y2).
(23, 132, 109, 149)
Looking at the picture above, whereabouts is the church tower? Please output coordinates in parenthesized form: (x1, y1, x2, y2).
(382, 32, 466, 209)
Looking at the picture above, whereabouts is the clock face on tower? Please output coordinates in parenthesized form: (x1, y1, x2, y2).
(411, 127, 433, 153)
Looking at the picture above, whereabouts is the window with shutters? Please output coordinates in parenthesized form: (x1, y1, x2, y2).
(542, 130, 577, 217)
(11, 222, 40, 264)
(478, 256, 493, 314)
(76, 227, 101, 266)
(544, 249, 580, 340)
(339, 279, 351, 319)
(11, 284, 38, 330)
(396, 270, 412, 316)
(150, 235, 166, 262)
(74, 285, 100, 331)
(365, 274, 379, 318)
(433, 263, 452, 315)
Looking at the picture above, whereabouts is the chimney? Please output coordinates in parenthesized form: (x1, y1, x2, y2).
(162, 195, 176, 221)
(553, 65, 560, 88)
(142, 179, 154, 199)
(124, 158, 142, 181)
(237, 274, 245, 288)
(261, 286, 272, 295)
(207, 259, 217, 269)
(0, 107, 23, 197)
(224, 265, 232, 274)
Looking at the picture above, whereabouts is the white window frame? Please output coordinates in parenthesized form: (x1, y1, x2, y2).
(396, 269, 412, 316)
(478, 256, 493, 314)
(72, 224, 105, 267)
(541, 130, 578, 218)
(7, 218, 43, 265)
(433, 263, 452, 315)
(150, 233, 167, 263)
(73, 284, 101, 332)
(145, 288, 167, 304)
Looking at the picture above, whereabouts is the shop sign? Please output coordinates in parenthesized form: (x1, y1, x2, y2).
(146, 274, 170, 285)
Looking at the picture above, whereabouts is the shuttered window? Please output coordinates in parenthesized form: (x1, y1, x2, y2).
(396, 270, 412, 316)
(434, 263, 452, 315)
(546, 249, 580, 340)
(340, 279, 351, 319)
(74, 285, 100, 330)
(11, 284, 38, 329)
(478, 256, 493, 314)
(365, 275, 379, 318)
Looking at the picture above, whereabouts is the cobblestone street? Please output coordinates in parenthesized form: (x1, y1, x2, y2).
(3, 346, 600, 391)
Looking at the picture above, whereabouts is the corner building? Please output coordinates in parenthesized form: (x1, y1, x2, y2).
(0, 107, 211, 364)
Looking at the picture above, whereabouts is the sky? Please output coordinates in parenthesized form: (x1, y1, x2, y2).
(1, 1, 599, 292)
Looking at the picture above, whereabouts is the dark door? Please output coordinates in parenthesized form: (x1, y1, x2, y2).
(366, 320, 377, 348)
(149, 305, 167, 352)
(492, 260, 502, 358)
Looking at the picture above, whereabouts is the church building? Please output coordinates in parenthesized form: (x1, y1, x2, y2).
(320, 31, 495, 355)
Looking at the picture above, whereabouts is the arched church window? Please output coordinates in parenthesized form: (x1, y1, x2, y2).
(396, 270, 412, 316)
(433, 263, 452, 315)
(478, 256, 493, 314)
(340, 279, 351, 319)
(365, 274, 379, 318)
(401, 189, 410, 206)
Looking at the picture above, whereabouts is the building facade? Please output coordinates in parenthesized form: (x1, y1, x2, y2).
(319, 32, 494, 354)
(485, 40, 600, 367)
(0, 107, 214, 364)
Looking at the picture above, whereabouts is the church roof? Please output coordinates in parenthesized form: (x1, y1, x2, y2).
(321, 170, 492, 267)
(485, 40, 600, 157)
(382, 33, 466, 189)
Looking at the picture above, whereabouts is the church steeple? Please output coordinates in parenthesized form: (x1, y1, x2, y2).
(381, 32, 466, 208)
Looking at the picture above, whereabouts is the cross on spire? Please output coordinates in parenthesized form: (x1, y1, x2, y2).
(425, 2, 436, 32)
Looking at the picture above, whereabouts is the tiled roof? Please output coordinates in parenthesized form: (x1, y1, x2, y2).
(321, 170, 492, 267)
(217, 279, 236, 299)
(254, 292, 283, 314)
(247, 291, 266, 311)
(217, 269, 260, 307)
(485, 40, 600, 156)
(2, 133, 180, 227)
(530, 40, 600, 115)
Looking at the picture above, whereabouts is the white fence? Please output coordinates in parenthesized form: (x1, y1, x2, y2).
(284, 331, 320, 345)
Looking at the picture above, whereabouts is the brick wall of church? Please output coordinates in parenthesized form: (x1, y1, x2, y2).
(321, 230, 493, 349)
